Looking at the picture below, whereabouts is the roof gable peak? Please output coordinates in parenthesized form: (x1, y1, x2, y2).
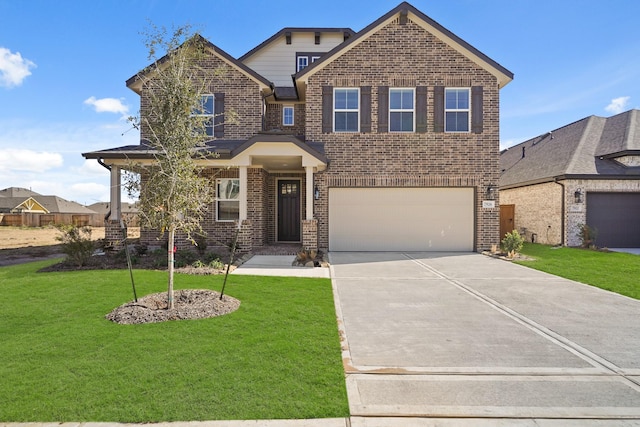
(126, 34, 272, 94)
(295, 1, 513, 88)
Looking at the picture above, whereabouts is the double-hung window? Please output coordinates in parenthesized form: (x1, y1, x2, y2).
(334, 88, 359, 132)
(283, 105, 294, 126)
(445, 88, 470, 132)
(216, 178, 240, 221)
(192, 94, 215, 136)
(389, 88, 415, 132)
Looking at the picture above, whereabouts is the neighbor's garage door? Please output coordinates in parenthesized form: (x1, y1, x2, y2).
(328, 188, 474, 251)
(587, 192, 640, 248)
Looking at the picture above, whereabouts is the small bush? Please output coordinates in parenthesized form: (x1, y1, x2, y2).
(55, 225, 95, 267)
(577, 223, 598, 248)
(175, 249, 199, 268)
(192, 259, 206, 268)
(501, 230, 524, 258)
(208, 258, 225, 270)
(134, 244, 148, 256)
(296, 249, 318, 264)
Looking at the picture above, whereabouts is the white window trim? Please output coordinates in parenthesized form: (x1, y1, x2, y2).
(333, 87, 360, 133)
(389, 87, 415, 133)
(297, 56, 308, 72)
(216, 178, 240, 222)
(283, 105, 295, 126)
(191, 94, 215, 136)
(444, 87, 471, 133)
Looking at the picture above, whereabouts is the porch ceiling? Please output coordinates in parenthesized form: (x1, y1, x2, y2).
(251, 155, 302, 171)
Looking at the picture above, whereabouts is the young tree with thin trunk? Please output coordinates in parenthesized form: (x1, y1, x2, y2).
(125, 24, 223, 309)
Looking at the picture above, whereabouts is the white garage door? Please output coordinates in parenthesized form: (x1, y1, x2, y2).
(329, 187, 474, 251)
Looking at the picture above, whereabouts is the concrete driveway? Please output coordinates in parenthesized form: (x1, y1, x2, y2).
(330, 252, 640, 425)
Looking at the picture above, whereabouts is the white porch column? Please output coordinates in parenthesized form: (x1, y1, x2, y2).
(110, 165, 121, 221)
(305, 166, 314, 220)
(239, 166, 248, 221)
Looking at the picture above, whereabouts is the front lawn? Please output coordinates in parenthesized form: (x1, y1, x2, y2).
(0, 260, 348, 422)
(517, 243, 640, 300)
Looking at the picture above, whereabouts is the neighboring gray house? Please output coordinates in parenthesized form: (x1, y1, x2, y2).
(499, 109, 640, 248)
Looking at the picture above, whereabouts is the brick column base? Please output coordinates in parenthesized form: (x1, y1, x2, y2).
(302, 219, 318, 251)
(105, 219, 125, 251)
(235, 220, 253, 254)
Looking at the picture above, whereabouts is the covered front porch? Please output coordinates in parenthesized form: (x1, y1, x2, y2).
(83, 133, 327, 253)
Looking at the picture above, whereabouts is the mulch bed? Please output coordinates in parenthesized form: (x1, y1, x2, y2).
(106, 289, 240, 325)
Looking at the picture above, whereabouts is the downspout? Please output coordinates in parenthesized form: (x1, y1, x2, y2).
(261, 83, 276, 131)
(554, 178, 565, 246)
(97, 158, 112, 221)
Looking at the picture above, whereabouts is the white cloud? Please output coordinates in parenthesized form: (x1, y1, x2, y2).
(84, 96, 129, 116)
(70, 182, 110, 203)
(0, 47, 36, 88)
(76, 159, 110, 176)
(605, 96, 631, 114)
(0, 148, 63, 172)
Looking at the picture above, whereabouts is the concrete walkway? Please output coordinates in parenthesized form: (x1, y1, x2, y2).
(231, 255, 330, 278)
(330, 252, 640, 425)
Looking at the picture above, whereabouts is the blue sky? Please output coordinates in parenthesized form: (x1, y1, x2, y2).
(1, 0, 639, 205)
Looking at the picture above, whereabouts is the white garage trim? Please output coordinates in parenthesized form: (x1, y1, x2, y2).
(329, 187, 475, 251)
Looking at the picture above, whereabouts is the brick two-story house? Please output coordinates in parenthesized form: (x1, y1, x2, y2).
(83, 2, 513, 253)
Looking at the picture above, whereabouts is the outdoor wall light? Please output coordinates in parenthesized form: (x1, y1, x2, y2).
(574, 188, 583, 204)
(486, 185, 497, 199)
(314, 185, 320, 200)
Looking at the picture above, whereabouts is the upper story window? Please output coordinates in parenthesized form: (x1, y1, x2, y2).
(216, 178, 240, 221)
(296, 53, 324, 72)
(283, 105, 294, 126)
(445, 88, 470, 132)
(389, 88, 415, 132)
(334, 88, 359, 132)
(297, 56, 308, 72)
(192, 94, 215, 136)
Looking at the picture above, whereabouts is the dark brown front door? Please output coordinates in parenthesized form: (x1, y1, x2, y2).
(278, 180, 301, 242)
(500, 204, 515, 239)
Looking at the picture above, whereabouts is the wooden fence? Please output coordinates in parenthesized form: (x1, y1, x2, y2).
(1, 213, 106, 227)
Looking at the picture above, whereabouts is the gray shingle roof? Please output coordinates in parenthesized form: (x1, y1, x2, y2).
(500, 109, 640, 188)
(0, 187, 95, 214)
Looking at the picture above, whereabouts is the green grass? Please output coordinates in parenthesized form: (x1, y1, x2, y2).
(517, 243, 640, 299)
(0, 260, 348, 422)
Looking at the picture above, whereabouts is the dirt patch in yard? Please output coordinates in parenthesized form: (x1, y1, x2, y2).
(0, 226, 139, 266)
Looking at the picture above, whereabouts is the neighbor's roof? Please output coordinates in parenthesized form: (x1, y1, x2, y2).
(0, 187, 95, 214)
(500, 109, 640, 188)
(87, 202, 138, 215)
(295, 1, 514, 89)
(0, 187, 40, 198)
